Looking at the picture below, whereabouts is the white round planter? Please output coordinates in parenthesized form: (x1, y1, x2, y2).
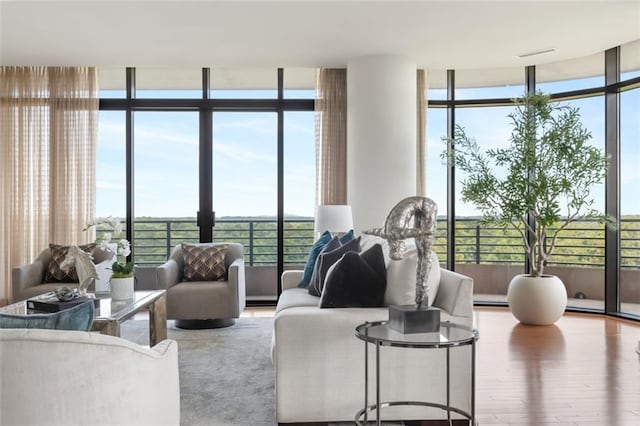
(507, 274, 567, 325)
(110, 276, 135, 300)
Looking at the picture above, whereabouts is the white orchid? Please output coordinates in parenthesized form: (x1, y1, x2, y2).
(84, 217, 132, 271)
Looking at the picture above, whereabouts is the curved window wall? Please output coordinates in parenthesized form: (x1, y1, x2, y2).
(429, 40, 640, 319)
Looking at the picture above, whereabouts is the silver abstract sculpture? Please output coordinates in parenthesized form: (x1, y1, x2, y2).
(60, 245, 98, 296)
(365, 196, 437, 309)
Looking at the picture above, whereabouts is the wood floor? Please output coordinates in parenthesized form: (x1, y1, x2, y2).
(473, 307, 640, 425)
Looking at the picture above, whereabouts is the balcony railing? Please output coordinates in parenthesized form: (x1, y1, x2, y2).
(123, 217, 640, 270)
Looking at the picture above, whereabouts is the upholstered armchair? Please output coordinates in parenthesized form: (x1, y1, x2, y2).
(156, 242, 246, 329)
(0, 328, 180, 425)
(11, 246, 115, 302)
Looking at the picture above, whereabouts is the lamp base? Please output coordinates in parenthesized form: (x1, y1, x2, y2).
(388, 304, 441, 334)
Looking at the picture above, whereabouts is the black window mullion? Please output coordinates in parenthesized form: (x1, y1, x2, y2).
(604, 47, 621, 314)
(446, 69, 456, 271)
(277, 68, 284, 298)
(200, 68, 214, 242)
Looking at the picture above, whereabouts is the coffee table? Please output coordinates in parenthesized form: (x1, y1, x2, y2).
(1, 290, 167, 346)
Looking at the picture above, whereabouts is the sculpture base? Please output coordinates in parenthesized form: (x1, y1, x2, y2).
(388, 305, 440, 334)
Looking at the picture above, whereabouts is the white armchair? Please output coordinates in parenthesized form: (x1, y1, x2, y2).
(11, 246, 115, 302)
(156, 243, 246, 329)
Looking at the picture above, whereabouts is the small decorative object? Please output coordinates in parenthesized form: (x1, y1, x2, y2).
(365, 196, 440, 333)
(84, 216, 134, 293)
(54, 286, 77, 302)
(444, 92, 615, 325)
(59, 245, 99, 296)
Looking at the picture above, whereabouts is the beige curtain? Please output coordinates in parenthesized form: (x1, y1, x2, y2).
(0, 66, 98, 303)
(315, 68, 347, 205)
(416, 69, 427, 196)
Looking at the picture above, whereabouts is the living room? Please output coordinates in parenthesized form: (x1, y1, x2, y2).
(1, 1, 640, 425)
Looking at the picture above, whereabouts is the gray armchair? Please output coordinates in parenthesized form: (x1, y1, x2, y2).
(156, 243, 246, 329)
(12, 247, 115, 302)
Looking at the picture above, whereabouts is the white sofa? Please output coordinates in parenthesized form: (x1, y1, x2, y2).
(0, 328, 180, 426)
(272, 236, 474, 424)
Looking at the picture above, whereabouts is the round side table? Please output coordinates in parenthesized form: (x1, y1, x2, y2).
(355, 320, 479, 425)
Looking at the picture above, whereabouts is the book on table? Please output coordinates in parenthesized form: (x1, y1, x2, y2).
(27, 294, 100, 313)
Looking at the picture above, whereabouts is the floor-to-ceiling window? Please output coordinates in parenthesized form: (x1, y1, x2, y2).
(430, 42, 640, 319)
(97, 67, 315, 301)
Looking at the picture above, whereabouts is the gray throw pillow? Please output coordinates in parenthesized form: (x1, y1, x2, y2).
(0, 300, 95, 331)
(308, 236, 361, 297)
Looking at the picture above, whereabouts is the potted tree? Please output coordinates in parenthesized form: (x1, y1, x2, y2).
(445, 92, 613, 325)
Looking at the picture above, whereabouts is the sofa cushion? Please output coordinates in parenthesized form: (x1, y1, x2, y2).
(308, 237, 361, 297)
(275, 288, 320, 314)
(297, 230, 332, 288)
(319, 244, 386, 308)
(385, 250, 440, 307)
(182, 243, 227, 281)
(45, 243, 97, 282)
(0, 301, 95, 331)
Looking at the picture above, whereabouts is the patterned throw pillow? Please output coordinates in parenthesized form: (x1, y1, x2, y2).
(45, 243, 97, 283)
(182, 243, 227, 281)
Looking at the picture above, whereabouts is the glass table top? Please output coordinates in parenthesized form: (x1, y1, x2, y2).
(355, 320, 478, 348)
(1, 290, 165, 322)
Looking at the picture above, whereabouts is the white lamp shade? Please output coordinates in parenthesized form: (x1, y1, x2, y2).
(314, 205, 354, 233)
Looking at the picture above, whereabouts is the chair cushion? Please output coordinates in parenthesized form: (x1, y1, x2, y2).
(182, 243, 227, 281)
(319, 244, 386, 308)
(0, 301, 94, 331)
(45, 243, 97, 282)
(297, 230, 332, 288)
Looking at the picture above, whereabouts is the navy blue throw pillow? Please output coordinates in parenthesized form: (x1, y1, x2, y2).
(298, 230, 332, 288)
(319, 244, 387, 308)
(0, 300, 95, 331)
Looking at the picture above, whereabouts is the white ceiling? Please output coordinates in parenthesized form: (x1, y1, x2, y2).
(1, 0, 639, 85)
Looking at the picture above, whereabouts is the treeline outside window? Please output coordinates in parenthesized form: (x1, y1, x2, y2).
(425, 40, 640, 319)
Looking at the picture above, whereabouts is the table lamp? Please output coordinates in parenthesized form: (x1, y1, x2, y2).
(314, 205, 353, 236)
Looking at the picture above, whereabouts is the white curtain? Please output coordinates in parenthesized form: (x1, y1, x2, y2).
(0, 66, 98, 304)
(417, 69, 427, 196)
(315, 68, 347, 205)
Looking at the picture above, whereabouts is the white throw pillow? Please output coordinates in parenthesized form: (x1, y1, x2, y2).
(384, 250, 440, 307)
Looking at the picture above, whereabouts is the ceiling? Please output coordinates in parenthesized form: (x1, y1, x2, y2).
(1, 1, 639, 85)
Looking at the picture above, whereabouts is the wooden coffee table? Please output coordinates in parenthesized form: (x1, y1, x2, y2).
(1, 290, 167, 346)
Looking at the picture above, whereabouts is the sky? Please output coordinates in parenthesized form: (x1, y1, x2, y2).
(96, 80, 640, 220)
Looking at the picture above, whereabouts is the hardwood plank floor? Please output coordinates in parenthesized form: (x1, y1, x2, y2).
(474, 307, 640, 425)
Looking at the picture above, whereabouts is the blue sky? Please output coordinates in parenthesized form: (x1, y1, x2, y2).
(96, 93, 316, 219)
(97, 83, 639, 220)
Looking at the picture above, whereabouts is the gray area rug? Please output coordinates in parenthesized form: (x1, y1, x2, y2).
(120, 318, 276, 425)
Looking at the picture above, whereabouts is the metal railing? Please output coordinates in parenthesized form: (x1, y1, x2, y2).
(123, 217, 640, 269)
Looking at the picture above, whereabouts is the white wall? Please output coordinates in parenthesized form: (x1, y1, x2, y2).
(347, 55, 417, 233)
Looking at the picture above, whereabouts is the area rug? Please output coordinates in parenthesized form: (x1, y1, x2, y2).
(120, 318, 276, 425)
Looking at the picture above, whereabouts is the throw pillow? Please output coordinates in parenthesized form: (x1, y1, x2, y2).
(308, 236, 361, 297)
(0, 301, 95, 331)
(385, 250, 441, 307)
(45, 243, 97, 283)
(338, 229, 355, 244)
(182, 243, 227, 281)
(297, 230, 332, 288)
(319, 244, 387, 308)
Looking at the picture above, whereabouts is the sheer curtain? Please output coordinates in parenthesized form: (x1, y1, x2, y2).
(315, 68, 347, 205)
(417, 69, 427, 197)
(0, 66, 98, 303)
